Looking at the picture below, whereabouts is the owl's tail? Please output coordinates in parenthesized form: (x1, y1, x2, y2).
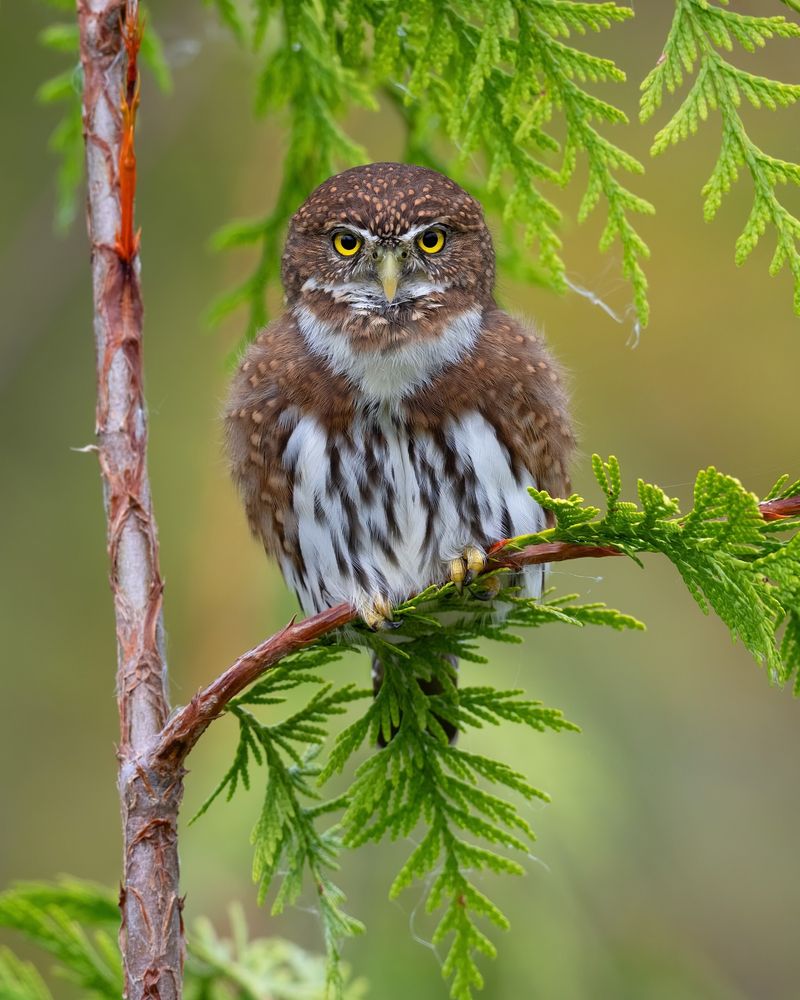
(371, 653, 459, 746)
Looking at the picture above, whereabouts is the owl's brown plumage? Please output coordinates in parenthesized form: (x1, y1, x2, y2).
(226, 163, 574, 620)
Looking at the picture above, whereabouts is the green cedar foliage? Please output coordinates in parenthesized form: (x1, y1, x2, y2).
(0, 879, 122, 999)
(188, 457, 799, 999)
(41, 3, 800, 323)
(640, 0, 800, 313)
(0, 879, 366, 1000)
(0, 949, 52, 1000)
(524, 457, 800, 686)
(192, 586, 623, 998)
(190, 646, 367, 999)
(208, 0, 653, 335)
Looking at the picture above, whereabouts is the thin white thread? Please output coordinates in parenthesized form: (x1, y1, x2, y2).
(565, 276, 624, 323)
(549, 569, 604, 584)
(525, 852, 552, 874)
(565, 275, 642, 349)
(392, 836, 445, 970)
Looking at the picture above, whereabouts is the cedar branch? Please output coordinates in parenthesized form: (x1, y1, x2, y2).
(153, 491, 798, 768)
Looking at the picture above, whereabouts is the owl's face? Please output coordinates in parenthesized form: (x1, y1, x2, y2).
(282, 163, 495, 334)
(303, 220, 462, 310)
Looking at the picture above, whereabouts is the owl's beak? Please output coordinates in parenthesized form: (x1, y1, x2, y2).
(376, 251, 400, 302)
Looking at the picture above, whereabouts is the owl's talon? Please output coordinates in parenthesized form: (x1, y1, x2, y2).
(362, 595, 396, 631)
(449, 546, 488, 592)
(463, 545, 487, 585)
(449, 557, 467, 593)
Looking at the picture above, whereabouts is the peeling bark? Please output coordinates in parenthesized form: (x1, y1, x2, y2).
(78, 2, 182, 996)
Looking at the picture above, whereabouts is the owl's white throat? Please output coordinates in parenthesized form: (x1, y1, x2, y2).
(294, 303, 483, 404)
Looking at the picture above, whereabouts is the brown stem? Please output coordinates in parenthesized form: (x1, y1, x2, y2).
(78, 2, 182, 997)
(759, 495, 800, 521)
(152, 539, 621, 766)
(153, 603, 356, 768)
(154, 493, 800, 769)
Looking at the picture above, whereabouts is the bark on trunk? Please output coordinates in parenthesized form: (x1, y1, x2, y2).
(77, 2, 183, 996)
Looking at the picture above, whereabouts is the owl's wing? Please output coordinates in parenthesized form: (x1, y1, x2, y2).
(478, 307, 574, 502)
(406, 306, 574, 505)
(226, 313, 359, 605)
(225, 318, 297, 566)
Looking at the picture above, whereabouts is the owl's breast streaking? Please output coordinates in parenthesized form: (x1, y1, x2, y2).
(226, 304, 572, 616)
(277, 401, 545, 615)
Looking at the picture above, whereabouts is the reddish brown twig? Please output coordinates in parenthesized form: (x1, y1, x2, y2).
(115, 2, 141, 263)
(759, 495, 800, 522)
(78, 3, 181, 998)
(151, 539, 625, 767)
(153, 541, 611, 764)
(488, 540, 622, 570)
(154, 492, 800, 769)
(153, 603, 356, 768)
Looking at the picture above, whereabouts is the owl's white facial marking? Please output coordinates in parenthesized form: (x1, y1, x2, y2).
(301, 275, 450, 313)
(294, 303, 483, 404)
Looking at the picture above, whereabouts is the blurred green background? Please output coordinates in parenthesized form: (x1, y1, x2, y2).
(2, 2, 799, 998)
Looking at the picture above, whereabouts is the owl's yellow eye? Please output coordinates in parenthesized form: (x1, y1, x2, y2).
(333, 232, 362, 257)
(417, 227, 446, 254)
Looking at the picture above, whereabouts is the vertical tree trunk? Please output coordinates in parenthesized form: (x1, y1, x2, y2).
(77, 2, 183, 996)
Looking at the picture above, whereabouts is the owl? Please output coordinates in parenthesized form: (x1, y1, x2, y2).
(226, 163, 574, 704)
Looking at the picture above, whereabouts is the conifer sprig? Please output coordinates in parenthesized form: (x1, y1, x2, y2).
(0, 880, 366, 999)
(0, 879, 122, 998)
(640, 0, 800, 314)
(192, 578, 638, 999)
(207, 0, 652, 337)
(191, 646, 367, 995)
(0, 947, 52, 1000)
(323, 646, 580, 1000)
(207, 0, 375, 338)
(518, 455, 800, 686)
(520, 2, 654, 325)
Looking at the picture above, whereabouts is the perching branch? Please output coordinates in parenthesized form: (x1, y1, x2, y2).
(153, 489, 799, 771)
(760, 495, 800, 521)
(152, 542, 619, 767)
(78, 2, 182, 998)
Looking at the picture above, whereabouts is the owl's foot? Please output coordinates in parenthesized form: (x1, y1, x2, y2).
(361, 594, 401, 631)
(449, 545, 487, 593)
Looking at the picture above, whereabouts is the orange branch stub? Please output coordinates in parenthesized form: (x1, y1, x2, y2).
(115, 4, 143, 264)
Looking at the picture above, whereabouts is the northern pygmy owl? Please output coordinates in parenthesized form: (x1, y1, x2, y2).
(226, 162, 573, 635)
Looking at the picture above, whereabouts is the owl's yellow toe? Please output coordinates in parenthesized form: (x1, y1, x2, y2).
(361, 594, 398, 631)
(449, 545, 488, 592)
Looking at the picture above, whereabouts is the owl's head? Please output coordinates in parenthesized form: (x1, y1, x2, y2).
(282, 163, 495, 316)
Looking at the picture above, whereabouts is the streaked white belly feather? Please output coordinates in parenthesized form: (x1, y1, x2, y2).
(280, 409, 546, 614)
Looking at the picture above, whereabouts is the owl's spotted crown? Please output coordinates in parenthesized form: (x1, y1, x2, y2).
(291, 162, 486, 238)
